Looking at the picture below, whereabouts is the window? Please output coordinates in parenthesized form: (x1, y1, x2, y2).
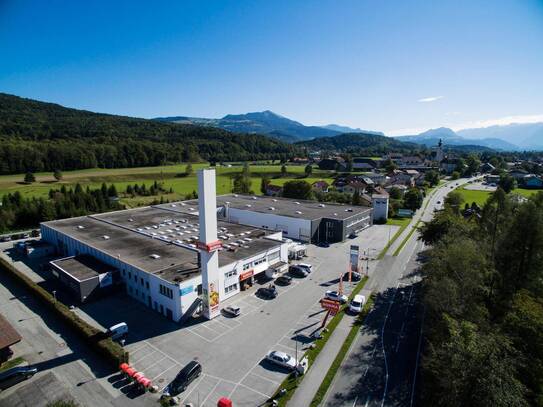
(141, 277, 144, 286)
(134, 274, 138, 282)
(268, 251, 280, 262)
(136, 289, 139, 296)
(254, 257, 266, 266)
(243, 263, 251, 271)
(128, 272, 132, 279)
(159, 284, 173, 299)
(225, 270, 237, 278)
(146, 282, 149, 289)
(225, 283, 238, 294)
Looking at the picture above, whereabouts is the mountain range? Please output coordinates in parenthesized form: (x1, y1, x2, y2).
(395, 124, 543, 151)
(156, 111, 542, 151)
(154, 111, 383, 143)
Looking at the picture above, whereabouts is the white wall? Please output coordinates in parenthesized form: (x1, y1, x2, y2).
(372, 197, 389, 221)
(227, 208, 312, 242)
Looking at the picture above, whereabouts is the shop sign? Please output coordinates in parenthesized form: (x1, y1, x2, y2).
(239, 270, 254, 281)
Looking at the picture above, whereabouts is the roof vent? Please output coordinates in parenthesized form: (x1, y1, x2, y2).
(171, 204, 177, 207)
(319, 204, 325, 208)
(272, 199, 278, 202)
(252, 196, 257, 200)
(234, 194, 238, 197)
(295, 211, 302, 214)
(102, 235, 110, 240)
(180, 202, 186, 206)
(333, 213, 338, 216)
(245, 204, 252, 208)
(149, 254, 161, 259)
(128, 218, 134, 222)
(77, 225, 85, 229)
(269, 207, 275, 211)
(294, 201, 300, 205)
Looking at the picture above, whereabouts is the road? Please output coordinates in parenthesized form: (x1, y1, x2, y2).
(322, 177, 477, 407)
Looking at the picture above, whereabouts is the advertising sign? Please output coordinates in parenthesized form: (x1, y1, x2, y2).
(321, 298, 341, 314)
(239, 270, 254, 281)
(350, 245, 360, 272)
(202, 280, 220, 318)
(197, 240, 222, 252)
(180, 285, 194, 296)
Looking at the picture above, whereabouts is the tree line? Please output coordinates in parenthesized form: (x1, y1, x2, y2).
(0, 93, 297, 174)
(0, 184, 123, 232)
(418, 188, 543, 406)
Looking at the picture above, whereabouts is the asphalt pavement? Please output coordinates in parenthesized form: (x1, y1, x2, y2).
(321, 177, 479, 407)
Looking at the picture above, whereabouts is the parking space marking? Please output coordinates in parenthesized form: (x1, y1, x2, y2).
(199, 380, 222, 406)
(246, 371, 281, 386)
(150, 362, 179, 382)
(141, 355, 167, 371)
(179, 374, 209, 405)
(132, 349, 158, 364)
(276, 343, 297, 353)
(186, 327, 213, 343)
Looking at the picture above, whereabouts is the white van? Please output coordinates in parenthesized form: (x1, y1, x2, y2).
(107, 322, 128, 340)
(349, 295, 366, 314)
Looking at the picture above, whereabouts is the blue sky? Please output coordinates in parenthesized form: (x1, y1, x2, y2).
(1, 0, 542, 135)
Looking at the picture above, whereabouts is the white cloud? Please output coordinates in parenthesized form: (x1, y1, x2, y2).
(451, 114, 543, 131)
(418, 95, 444, 103)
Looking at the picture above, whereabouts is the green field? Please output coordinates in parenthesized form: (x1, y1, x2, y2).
(457, 187, 541, 207)
(0, 163, 335, 207)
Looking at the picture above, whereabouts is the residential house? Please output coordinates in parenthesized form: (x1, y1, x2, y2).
(509, 168, 529, 180)
(352, 158, 378, 171)
(479, 162, 496, 173)
(364, 172, 388, 185)
(342, 180, 369, 194)
(318, 158, 346, 171)
(388, 170, 415, 186)
(400, 156, 424, 168)
(440, 158, 461, 174)
(523, 174, 543, 189)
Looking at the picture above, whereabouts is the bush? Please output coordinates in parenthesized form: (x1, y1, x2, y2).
(0, 258, 127, 367)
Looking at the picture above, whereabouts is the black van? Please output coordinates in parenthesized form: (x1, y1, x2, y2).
(163, 361, 202, 397)
(0, 366, 38, 391)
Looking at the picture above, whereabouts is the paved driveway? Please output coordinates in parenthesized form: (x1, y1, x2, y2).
(74, 225, 396, 406)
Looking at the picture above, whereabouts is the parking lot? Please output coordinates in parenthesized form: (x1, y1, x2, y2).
(32, 224, 397, 406)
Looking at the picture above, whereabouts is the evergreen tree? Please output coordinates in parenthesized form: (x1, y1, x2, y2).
(24, 172, 35, 183)
(53, 169, 63, 181)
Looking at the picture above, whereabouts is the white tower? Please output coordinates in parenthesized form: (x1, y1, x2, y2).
(197, 169, 222, 320)
(372, 195, 389, 222)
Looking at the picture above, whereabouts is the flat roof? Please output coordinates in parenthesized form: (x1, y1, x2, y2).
(154, 194, 372, 221)
(0, 314, 21, 349)
(43, 205, 283, 284)
(51, 254, 114, 281)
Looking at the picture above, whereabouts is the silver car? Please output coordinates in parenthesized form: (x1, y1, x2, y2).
(325, 290, 348, 304)
(265, 351, 297, 370)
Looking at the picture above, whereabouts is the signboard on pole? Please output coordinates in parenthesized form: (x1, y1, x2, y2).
(320, 298, 341, 314)
(350, 245, 360, 272)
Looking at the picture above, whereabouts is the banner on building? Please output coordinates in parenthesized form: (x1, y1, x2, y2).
(202, 280, 220, 319)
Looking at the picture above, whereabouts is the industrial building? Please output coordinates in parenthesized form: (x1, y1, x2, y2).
(39, 170, 374, 322)
(41, 180, 290, 322)
(154, 194, 374, 243)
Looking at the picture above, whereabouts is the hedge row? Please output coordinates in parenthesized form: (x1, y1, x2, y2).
(0, 257, 128, 367)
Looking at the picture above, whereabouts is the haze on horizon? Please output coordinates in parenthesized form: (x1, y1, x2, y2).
(1, 0, 542, 136)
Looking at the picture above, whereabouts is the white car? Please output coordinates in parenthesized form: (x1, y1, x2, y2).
(325, 290, 348, 304)
(349, 294, 366, 314)
(297, 263, 313, 273)
(265, 351, 297, 370)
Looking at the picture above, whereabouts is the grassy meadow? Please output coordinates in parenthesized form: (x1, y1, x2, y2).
(0, 163, 335, 207)
(457, 187, 540, 207)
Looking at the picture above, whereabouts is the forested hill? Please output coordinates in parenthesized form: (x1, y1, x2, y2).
(295, 132, 422, 154)
(0, 93, 296, 174)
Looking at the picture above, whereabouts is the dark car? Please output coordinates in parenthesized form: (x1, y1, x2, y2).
(348, 233, 357, 239)
(289, 266, 308, 278)
(162, 361, 202, 397)
(275, 275, 292, 286)
(317, 241, 330, 248)
(343, 271, 362, 282)
(0, 366, 38, 391)
(257, 286, 278, 299)
(222, 306, 241, 317)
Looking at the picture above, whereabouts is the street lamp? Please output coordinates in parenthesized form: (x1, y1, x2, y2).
(52, 290, 57, 302)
